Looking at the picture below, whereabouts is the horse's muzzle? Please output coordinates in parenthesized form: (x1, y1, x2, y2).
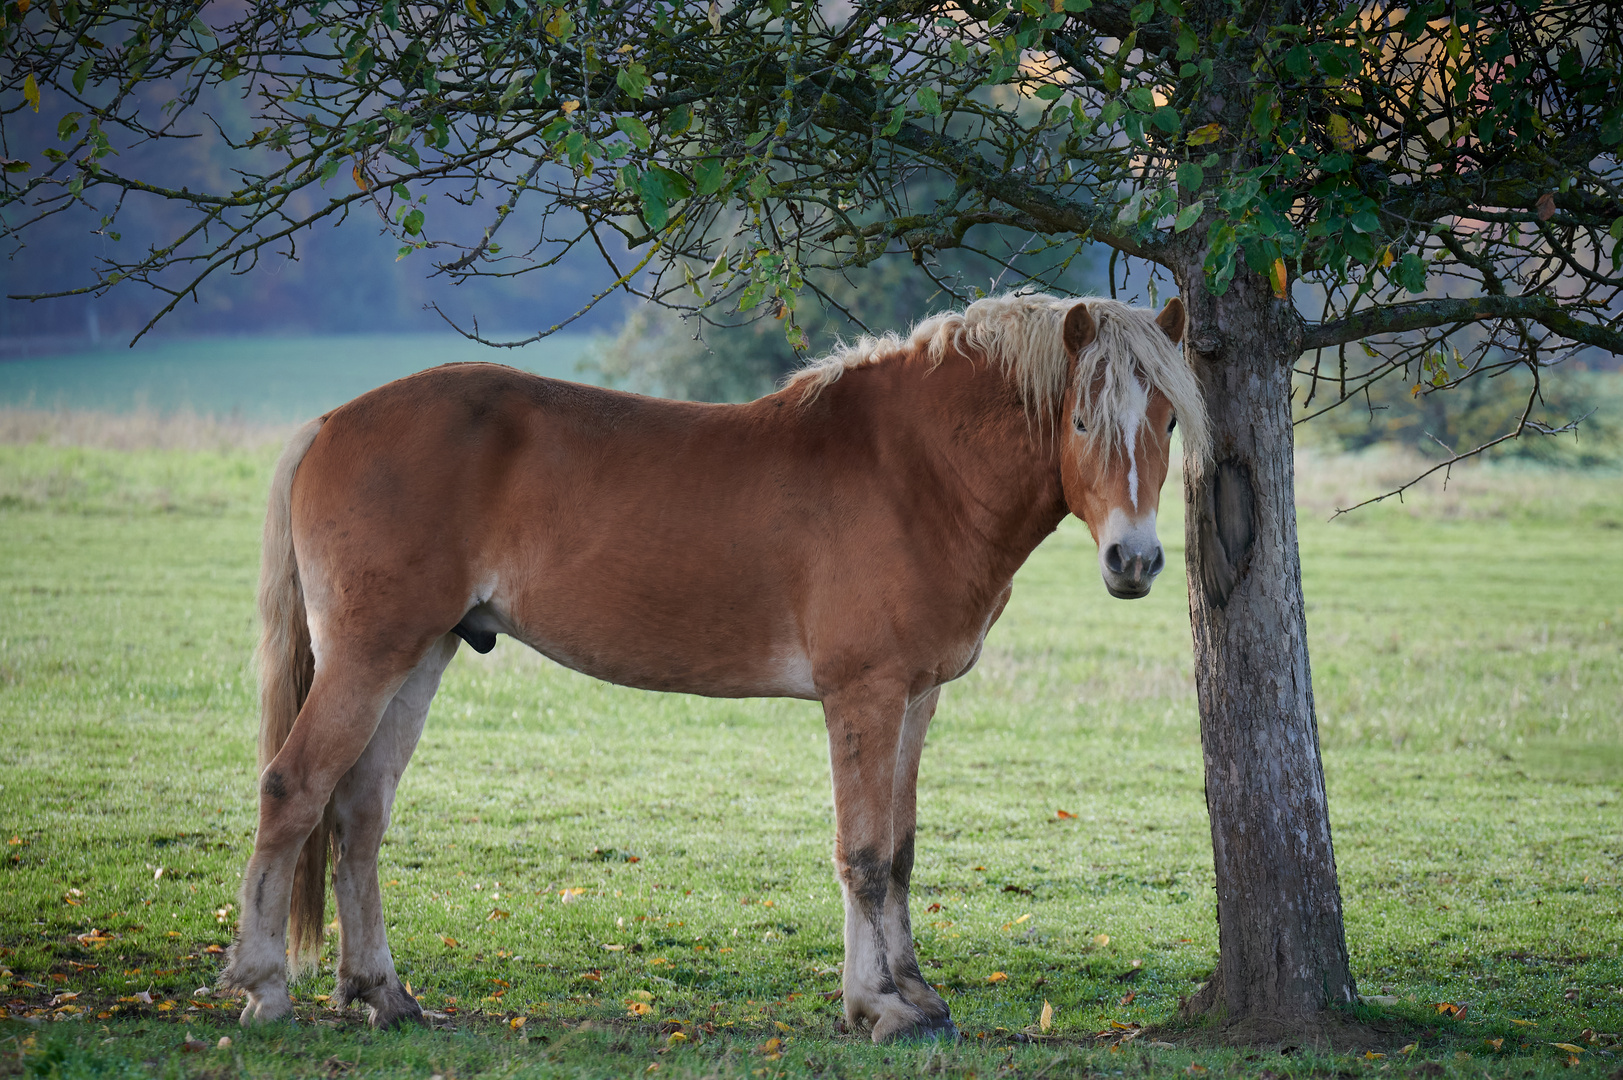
(1101, 540, 1165, 599)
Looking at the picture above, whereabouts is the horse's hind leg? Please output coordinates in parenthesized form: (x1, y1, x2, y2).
(882, 688, 953, 1033)
(228, 656, 408, 1024)
(329, 634, 458, 1028)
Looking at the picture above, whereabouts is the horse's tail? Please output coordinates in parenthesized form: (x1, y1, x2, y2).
(254, 416, 328, 970)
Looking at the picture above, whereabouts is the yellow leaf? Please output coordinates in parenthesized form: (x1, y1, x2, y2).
(758, 1037, 781, 1055)
(1485, 1038, 1503, 1051)
(559, 100, 580, 115)
(667, 1031, 686, 1043)
(1399, 1043, 1418, 1054)
(1550, 1043, 1585, 1054)
(352, 163, 371, 191)
(1327, 113, 1355, 151)
(510, 1016, 527, 1030)
(1187, 122, 1222, 146)
(1015, 913, 1031, 924)
(602, 943, 625, 951)
(488, 908, 510, 921)
(1093, 934, 1110, 948)
(441, 936, 459, 948)
(23, 73, 40, 113)
(626, 1001, 653, 1016)
(628, 990, 654, 1002)
(1363, 1051, 1385, 1060)
(1379, 246, 1394, 268)
(1040, 1000, 1053, 1033)
(1270, 258, 1288, 299)
(987, 972, 1008, 983)
(1509, 1018, 1537, 1027)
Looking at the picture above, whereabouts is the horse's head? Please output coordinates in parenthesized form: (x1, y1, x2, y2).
(1057, 297, 1204, 600)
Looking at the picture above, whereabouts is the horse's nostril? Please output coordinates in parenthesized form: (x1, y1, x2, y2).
(1149, 547, 1165, 576)
(1105, 543, 1125, 574)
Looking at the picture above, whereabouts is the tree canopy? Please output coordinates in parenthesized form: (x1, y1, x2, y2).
(5, 1, 1619, 446)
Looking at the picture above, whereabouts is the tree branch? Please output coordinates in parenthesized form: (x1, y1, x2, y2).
(1303, 294, 1623, 355)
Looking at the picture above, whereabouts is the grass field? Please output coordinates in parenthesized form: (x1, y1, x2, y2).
(0, 413, 1619, 1080)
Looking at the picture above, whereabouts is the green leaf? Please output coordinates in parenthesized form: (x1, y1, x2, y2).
(1249, 91, 1275, 140)
(1174, 199, 1205, 232)
(918, 86, 941, 115)
(1034, 83, 1065, 101)
(636, 173, 670, 230)
(57, 112, 83, 141)
(402, 208, 424, 235)
(616, 116, 652, 150)
(1284, 44, 1310, 78)
(694, 157, 726, 195)
(387, 142, 420, 166)
(72, 58, 93, 95)
(662, 103, 692, 136)
(616, 62, 648, 100)
(747, 171, 770, 200)
(738, 281, 766, 311)
(1151, 105, 1180, 133)
(381, 0, 398, 30)
(949, 39, 970, 64)
(880, 102, 906, 136)
(1350, 209, 1380, 234)
(1176, 161, 1204, 191)
(1395, 252, 1427, 293)
(1128, 0, 1154, 22)
(530, 68, 551, 106)
(1609, 216, 1623, 242)
(1062, 0, 1092, 9)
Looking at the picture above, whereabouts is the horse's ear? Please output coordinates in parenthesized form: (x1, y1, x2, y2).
(1156, 297, 1186, 344)
(1063, 302, 1097, 356)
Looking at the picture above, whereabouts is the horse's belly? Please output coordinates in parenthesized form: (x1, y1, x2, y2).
(463, 597, 819, 700)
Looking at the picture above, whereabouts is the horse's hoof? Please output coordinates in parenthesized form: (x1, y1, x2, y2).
(367, 981, 425, 1030)
(237, 996, 295, 1026)
(871, 1006, 957, 1043)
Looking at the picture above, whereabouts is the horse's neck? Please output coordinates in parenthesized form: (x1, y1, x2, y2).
(808, 347, 1070, 576)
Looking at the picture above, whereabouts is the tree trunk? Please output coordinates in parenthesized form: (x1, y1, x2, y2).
(1175, 268, 1357, 1032)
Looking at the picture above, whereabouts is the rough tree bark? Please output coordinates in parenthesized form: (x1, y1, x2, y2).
(1174, 264, 1358, 1033)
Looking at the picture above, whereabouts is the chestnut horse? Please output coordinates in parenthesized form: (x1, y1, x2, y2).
(220, 293, 1206, 1042)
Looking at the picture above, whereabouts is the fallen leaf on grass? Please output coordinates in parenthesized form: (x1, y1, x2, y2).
(757, 1037, 781, 1060)
(926, 903, 942, 913)
(667, 1031, 686, 1044)
(1509, 1018, 1537, 1027)
(626, 1001, 653, 1016)
(1549, 1043, 1586, 1054)
(1147, 1041, 1176, 1050)
(1039, 1000, 1053, 1033)
(1485, 1038, 1503, 1051)
(1109, 1021, 1140, 1031)
(1093, 934, 1111, 948)
(579, 970, 602, 982)
(509, 1017, 527, 1031)
(1399, 1043, 1418, 1054)
(1363, 1051, 1385, 1060)
(986, 972, 1008, 983)
(441, 936, 459, 948)
(487, 909, 510, 921)
(1119, 990, 1136, 1006)
(1431, 1001, 1468, 1018)
(1056, 810, 1076, 819)
(180, 1034, 208, 1053)
(1186, 1065, 1207, 1075)
(602, 943, 625, 951)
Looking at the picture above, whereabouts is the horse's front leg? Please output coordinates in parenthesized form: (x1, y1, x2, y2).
(883, 687, 953, 1034)
(823, 682, 956, 1043)
(329, 635, 457, 1028)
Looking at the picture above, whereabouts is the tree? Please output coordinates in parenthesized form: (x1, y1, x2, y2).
(6, 0, 1620, 1038)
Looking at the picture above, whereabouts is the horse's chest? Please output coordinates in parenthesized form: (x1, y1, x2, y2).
(931, 583, 1013, 685)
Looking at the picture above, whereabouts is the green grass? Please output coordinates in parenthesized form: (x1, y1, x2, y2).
(1, 437, 1620, 1080)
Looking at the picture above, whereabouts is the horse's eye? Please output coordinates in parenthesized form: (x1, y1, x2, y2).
(1073, 415, 1086, 433)
(1167, 415, 1177, 434)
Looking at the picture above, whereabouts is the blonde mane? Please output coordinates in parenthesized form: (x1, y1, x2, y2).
(786, 292, 1209, 462)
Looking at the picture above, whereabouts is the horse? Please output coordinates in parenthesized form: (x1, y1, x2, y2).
(218, 292, 1207, 1043)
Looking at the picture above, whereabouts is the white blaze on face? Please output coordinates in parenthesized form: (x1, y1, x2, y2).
(1120, 378, 1148, 510)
